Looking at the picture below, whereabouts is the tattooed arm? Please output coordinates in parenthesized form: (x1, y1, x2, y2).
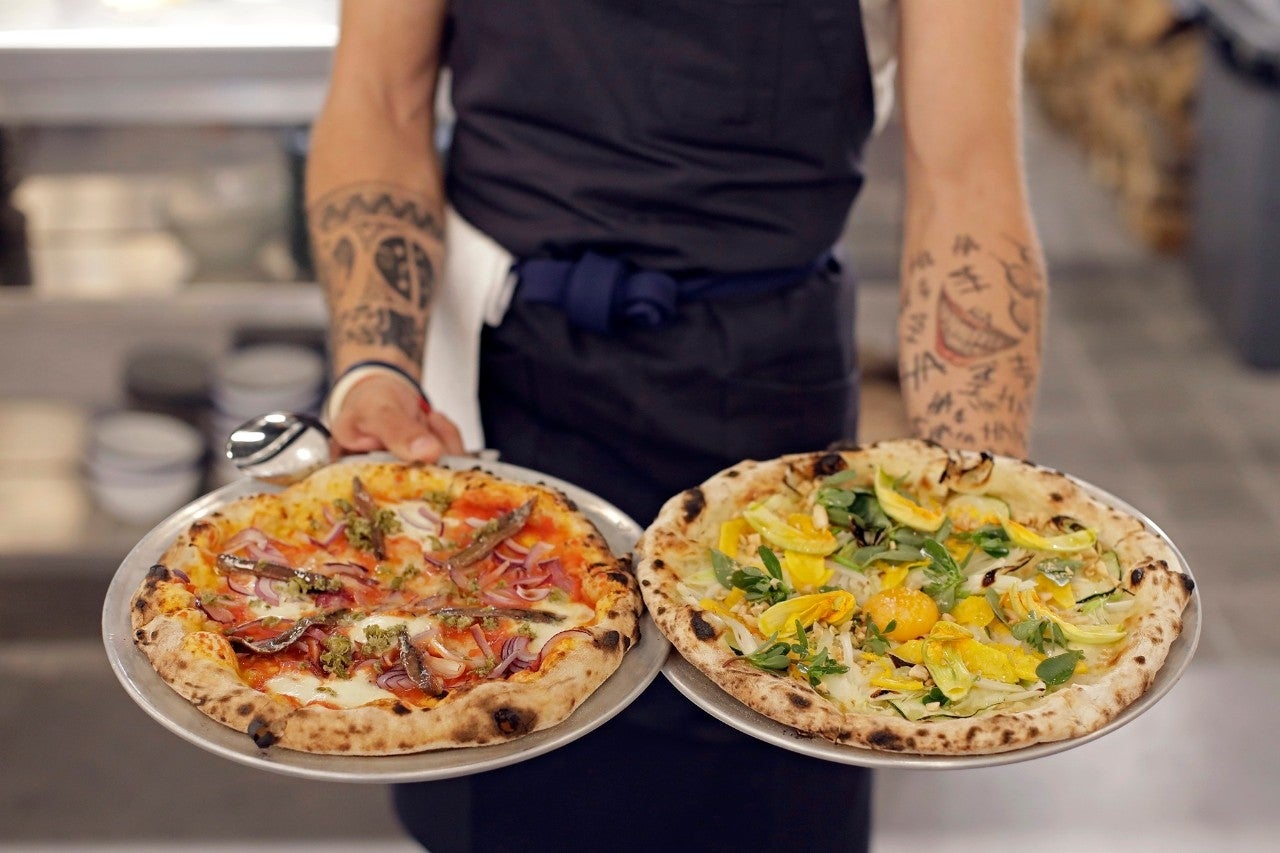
(895, 1, 1046, 458)
(305, 0, 462, 460)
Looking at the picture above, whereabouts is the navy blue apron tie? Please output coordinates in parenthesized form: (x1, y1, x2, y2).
(514, 251, 824, 334)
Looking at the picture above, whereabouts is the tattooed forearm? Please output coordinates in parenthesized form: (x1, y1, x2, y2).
(333, 305, 426, 365)
(898, 232, 1045, 457)
(308, 183, 445, 376)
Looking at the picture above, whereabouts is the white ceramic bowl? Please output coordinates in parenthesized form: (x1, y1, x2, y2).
(88, 411, 206, 475)
(87, 466, 204, 526)
(85, 411, 206, 525)
(212, 344, 325, 418)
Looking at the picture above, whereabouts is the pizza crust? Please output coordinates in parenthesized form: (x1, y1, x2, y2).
(131, 460, 641, 755)
(635, 439, 1195, 756)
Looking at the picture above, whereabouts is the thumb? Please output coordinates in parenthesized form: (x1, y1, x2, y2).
(376, 410, 445, 463)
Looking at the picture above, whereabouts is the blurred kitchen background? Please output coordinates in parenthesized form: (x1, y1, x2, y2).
(1, 0, 1278, 850)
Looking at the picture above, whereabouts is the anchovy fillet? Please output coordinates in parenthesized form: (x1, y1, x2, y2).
(428, 606, 564, 624)
(216, 553, 341, 593)
(398, 630, 445, 697)
(445, 498, 536, 571)
(352, 476, 387, 560)
(226, 610, 349, 654)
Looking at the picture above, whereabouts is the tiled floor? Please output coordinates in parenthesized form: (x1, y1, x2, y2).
(3, 88, 1280, 853)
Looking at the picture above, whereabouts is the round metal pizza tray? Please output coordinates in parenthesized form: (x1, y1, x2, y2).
(661, 474, 1201, 770)
(103, 454, 669, 783)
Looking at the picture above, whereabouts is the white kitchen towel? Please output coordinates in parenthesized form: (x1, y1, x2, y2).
(423, 207, 517, 451)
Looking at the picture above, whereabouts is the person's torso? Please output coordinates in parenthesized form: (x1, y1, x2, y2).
(444, 0, 877, 274)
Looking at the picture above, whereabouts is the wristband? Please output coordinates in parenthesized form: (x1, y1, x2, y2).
(324, 360, 432, 425)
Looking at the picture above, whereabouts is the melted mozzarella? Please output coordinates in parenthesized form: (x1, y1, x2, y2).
(245, 597, 314, 621)
(264, 671, 394, 709)
(527, 599, 596, 651)
(348, 613, 439, 642)
(391, 500, 444, 548)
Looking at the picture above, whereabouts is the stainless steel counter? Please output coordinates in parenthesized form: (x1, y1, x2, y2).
(0, 0, 336, 124)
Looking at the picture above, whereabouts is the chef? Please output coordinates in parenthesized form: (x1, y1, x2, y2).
(307, 2, 1045, 850)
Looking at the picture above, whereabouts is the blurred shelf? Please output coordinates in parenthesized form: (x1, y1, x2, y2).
(0, 0, 337, 124)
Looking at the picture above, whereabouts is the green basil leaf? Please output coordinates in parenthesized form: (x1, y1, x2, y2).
(744, 636, 792, 671)
(921, 539, 967, 611)
(710, 549, 737, 588)
(849, 493, 891, 532)
(822, 470, 863, 487)
(758, 546, 784, 581)
(817, 487, 857, 509)
(1011, 618, 1048, 653)
(1036, 650, 1084, 687)
(984, 588, 1009, 626)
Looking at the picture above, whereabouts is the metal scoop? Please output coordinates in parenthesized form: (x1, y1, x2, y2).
(224, 411, 332, 486)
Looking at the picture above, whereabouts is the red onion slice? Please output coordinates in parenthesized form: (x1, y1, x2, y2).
(400, 502, 442, 531)
(427, 636, 466, 663)
(470, 624, 496, 660)
(448, 563, 471, 590)
(246, 541, 289, 566)
(500, 538, 531, 556)
(487, 646, 522, 679)
(479, 560, 511, 588)
(524, 541, 553, 568)
(533, 628, 592, 668)
(226, 572, 256, 597)
(481, 587, 527, 608)
(309, 521, 346, 548)
(544, 559, 573, 593)
(254, 576, 281, 606)
(377, 666, 416, 692)
(424, 655, 466, 678)
(223, 527, 268, 553)
(515, 586, 552, 602)
(195, 599, 236, 624)
(514, 570, 551, 587)
(409, 626, 441, 647)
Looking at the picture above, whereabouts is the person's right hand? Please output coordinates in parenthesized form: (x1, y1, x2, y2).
(329, 372, 466, 463)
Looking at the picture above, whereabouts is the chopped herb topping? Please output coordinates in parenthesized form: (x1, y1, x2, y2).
(320, 634, 355, 678)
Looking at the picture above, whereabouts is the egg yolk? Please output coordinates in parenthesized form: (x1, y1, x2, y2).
(863, 587, 940, 642)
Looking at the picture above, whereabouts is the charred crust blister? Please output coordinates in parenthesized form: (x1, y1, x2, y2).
(812, 451, 848, 478)
(868, 729, 905, 750)
(690, 610, 716, 641)
(595, 630, 621, 650)
(392, 703, 411, 716)
(1130, 567, 1146, 586)
(1181, 574, 1196, 593)
(787, 693, 812, 709)
(681, 487, 706, 522)
(145, 564, 168, 581)
(492, 707, 534, 737)
(247, 717, 278, 749)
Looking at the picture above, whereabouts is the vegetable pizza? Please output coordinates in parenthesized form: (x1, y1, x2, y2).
(636, 439, 1194, 755)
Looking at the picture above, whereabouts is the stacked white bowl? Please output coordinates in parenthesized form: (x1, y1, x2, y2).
(208, 344, 327, 486)
(85, 411, 206, 526)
